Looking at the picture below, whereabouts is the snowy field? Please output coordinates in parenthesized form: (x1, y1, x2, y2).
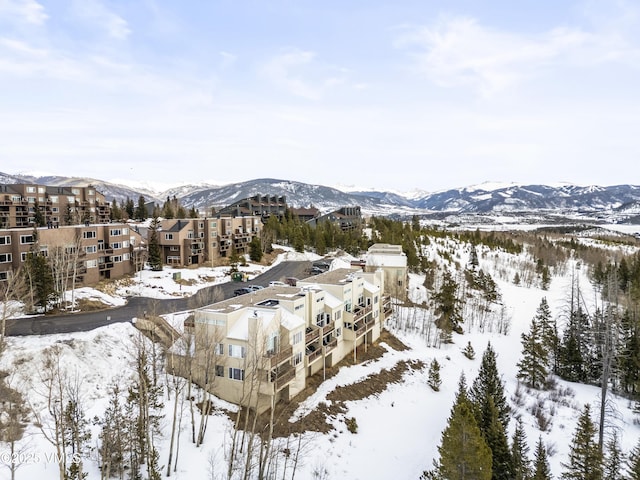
(2, 240, 640, 479)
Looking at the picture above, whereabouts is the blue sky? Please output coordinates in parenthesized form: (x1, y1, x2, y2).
(1, 0, 639, 193)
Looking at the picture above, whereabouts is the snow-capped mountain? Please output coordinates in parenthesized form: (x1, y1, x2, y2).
(2, 172, 640, 222)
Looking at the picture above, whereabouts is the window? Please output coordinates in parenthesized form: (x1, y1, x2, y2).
(11, 195, 21, 202)
(165, 233, 174, 240)
(85, 245, 97, 254)
(67, 196, 75, 203)
(211, 231, 217, 238)
(0, 253, 12, 263)
(50, 196, 58, 203)
(38, 187, 45, 194)
(215, 365, 224, 377)
(0, 236, 10, 245)
(86, 259, 97, 268)
(293, 352, 303, 366)
(211, 242, 217, 248)
(292, 331, 303, 345)
(52, 207, 59, 213)
(111, 242, 122, 249)
(170, 246, 179, 252)
(26, 186, 35, 193)
(112, 255, 123, 263)
(123, 253, 130, 261)
(88, 189, 94, 195)
(228, 344, 246, 358)
(229, 368, 244, 381)
(20, 252, 28, 262)
(295, 304, 304, 311)
(72, 188, 80, 195)
(26, 197, 35, 203)
(20, 235, 34, 244)
(210, 221, 217, 228)
(122, 228, 129, 235)
(0, 271, 10, 281)
(167, 256, 180, 263)
(266, 333, 279, 355)
(215, 343, 224, 355)
(344, 301, 352, 313)
(83, 230, 96, 239)
(334, 310, 342, 321)
(199, 222, 204, 229)
(110, 228, 122, 236)
(336, 327, 342, 337)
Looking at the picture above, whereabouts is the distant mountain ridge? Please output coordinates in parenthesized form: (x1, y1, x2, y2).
(2, 172, 640, 222)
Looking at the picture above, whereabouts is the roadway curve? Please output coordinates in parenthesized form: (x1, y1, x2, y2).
(5, 260, 312, 336)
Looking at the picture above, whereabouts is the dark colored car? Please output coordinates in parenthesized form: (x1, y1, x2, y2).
(233, 287, 254, 296)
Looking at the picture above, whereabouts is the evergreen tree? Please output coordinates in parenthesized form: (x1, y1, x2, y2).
(176, 205, 187, 218)
(558, 307, 590, 383)
(433, 270, 463, 335)
(628, 437, 640, 480)
(532, 437, 552, 480)
(517, 317, 549, 390)
(561, 404, 603, 480)
(125, 198, 135, 219)
(24, 251, 55, 313)
(33, 199, 46, 227)
(427, 359, 442, 392)
(469, 244, 479, 269)
(249, 236, 263, 263)
(434, 374, 492, 480)
(470, 343, 510, 429)
(110, 199, 122, 221)
(134, 195, 147, 221)
(188, 206, 198, 218)
(512, 420, 532, 480)
(514, 271, 521, 286)
(147, 217, 162, 271)
(536, 297, 559, 372)
(482, 397, 514, 480)
(161, 196, 174, 219)
(603, 432, 624, 480)
(462, 341, 476, 360)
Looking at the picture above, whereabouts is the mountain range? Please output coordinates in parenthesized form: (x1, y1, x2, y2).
(2, 172, 640, 223)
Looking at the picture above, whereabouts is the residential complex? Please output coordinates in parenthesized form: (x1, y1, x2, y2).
(215, 195, 287, 220)
(0, 183, 111, 228)
(0, 223, 142, 284)
(177, 267, 393, 413)
(155, 215, 262, 267)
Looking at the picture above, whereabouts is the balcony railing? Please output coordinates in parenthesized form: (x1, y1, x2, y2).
(265, 345, 293, 368)
(321, 322, 334, 335)
(323, 338, 337, 353)
(306, 348, 322, 364)
(274, 366, 296, 390)
(353, 304, 372, 321)
(305, 327, 320, 345)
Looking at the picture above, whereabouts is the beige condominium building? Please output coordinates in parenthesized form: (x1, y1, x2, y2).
(177, 267, 393, 413)
(0, 223, 143, 285)
(156, 215, 262, 267)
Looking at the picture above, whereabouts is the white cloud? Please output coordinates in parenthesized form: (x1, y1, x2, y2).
(395, 15, 639, 96)
(72, 0, 131, 40)
(0, 0, 47, 25)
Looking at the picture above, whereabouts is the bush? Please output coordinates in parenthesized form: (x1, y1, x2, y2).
(345, 416, 358, 434)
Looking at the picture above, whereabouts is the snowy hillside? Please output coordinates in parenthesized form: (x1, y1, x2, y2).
(2, 237, 640, 479)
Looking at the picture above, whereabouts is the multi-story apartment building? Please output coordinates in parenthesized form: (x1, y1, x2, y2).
(363, 243, 408, 301)
(0, 184, 111, 228)
(0, 223, 142, 285)
(306, 206, 362, 232)
(176, 267, 393, 413)
(215, 195, 287, 220)
(156, 215, 262, 267)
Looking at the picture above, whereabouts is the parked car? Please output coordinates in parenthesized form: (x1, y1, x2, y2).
(233, 287, 254, 296)
(268, 281, 287, 287)
(313, 261, 331, 271)
(309, 267, 325, 275)
(247, 285, 264, 291)
(285, 277, 299, 286)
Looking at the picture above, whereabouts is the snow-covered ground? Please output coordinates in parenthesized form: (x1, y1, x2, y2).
(2, 242, 640, 479)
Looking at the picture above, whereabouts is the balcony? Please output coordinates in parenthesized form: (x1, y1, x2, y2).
(353, 304, 372, 322)
(265, 345, 293, 368)
(273, 365, 296, 390)
(305, 326, 320, 345)
(99, 262, 114, 270)
(306, 347, 322, 364)
(323, 337, 337, 353)
(321, 322, 334, 336)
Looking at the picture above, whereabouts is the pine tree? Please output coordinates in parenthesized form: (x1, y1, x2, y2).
(434, 374, 492, 480)
(134, 195, 147, 221)
(628, 437, 640, 480)
(603, 432, 624, 480)
(462, 341, 476, 360)
(517, 317, 549, 390)
(125, 197, 135, 219)
(558, 307, 590, 383)
(482, 397, 514, 480)
(147, 217, 162, 271)
(434, 270, 463, 335)
(427, 359, 442, 392)
(532, 437, 552, 480)
(512, 420, 532, 480)
(536, 297, 559, 372)
(561, 404, 603, 480)
(470, 343, 510, 429)
(249, 236, 263, 263)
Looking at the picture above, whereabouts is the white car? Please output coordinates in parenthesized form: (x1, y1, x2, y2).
(268, 281, 287, 287)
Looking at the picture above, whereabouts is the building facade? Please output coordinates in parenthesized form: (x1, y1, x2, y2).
(363, 243, 408, 301)
(176, 267, 392, 413)
(155, 215, 262, 267)
(215, 195, 287, 220)
(0, 223, 142, 284)
(0, 184, 111, 228)
(306, 206, 362, 232)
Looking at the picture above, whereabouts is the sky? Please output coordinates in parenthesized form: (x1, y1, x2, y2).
(1, 0, 639, 194)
